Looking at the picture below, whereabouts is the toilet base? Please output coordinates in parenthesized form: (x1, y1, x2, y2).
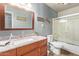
(50, 45, 61, 55)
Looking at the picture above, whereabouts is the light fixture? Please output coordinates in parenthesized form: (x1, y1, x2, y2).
(9, 3, 32, 11)
(59, 19, 67, 23)
(9, 3, 16, 6)
(55, 3, 68, 5)
(9, 3, 24, 8)
(27, 3, 32, 8)
(61, 3, 68, 5)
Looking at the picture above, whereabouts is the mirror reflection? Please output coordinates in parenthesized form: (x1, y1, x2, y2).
(5, 4, 34, 30)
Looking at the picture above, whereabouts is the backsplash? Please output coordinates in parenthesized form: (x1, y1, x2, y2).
(0, 30, 33, 37)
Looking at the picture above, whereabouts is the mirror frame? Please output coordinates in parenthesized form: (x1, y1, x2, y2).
(4, 4, 34, 30)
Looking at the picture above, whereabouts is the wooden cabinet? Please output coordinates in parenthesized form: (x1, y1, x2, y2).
(17, 42, 38, 56)
(38, 39, 47, 56)
(17, 39, 47, 56)
(0, 4, 5, 30)
(38, 39, 47, 47)
(40, 46, 47, 56)
(0, 39, 47, 56)
(23, 49, 39, 56)
(0, 49, 16, 56)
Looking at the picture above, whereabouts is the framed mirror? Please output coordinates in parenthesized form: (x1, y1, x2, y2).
(4, 4, 34, 30)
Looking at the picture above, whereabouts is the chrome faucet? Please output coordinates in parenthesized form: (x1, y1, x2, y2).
(33, 31, 39, 35)
(21, 31, 24, 37)
(9, 33, 14, 40)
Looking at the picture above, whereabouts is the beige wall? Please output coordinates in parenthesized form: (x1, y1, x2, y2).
(53, 6, 79, 45)
(58, 6, 79, 17)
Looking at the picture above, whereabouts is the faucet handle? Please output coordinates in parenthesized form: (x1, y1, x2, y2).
(9, 33, 15, 39)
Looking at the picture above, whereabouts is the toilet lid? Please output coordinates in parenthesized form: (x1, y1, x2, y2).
(50, 41, 63, 48)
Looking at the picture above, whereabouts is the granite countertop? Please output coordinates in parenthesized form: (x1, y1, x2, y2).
(0, 36, 47, 53)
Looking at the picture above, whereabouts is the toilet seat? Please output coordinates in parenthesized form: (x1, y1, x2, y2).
(50, 41, 63, 48)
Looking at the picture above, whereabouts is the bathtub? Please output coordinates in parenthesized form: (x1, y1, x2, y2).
(55, 41, 79, 55)
(50, 40, 79, 55)
(62, 42, 79, 55)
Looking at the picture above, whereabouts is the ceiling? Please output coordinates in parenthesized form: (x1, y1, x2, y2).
(46, 3, 79, 12)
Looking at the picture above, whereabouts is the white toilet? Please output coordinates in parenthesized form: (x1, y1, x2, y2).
(47, 35, 63, 55)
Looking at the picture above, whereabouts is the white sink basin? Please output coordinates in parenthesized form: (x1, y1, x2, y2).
(12, 38, 34, 45)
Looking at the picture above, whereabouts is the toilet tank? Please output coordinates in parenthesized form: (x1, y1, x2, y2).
(47, 35, 53, 42)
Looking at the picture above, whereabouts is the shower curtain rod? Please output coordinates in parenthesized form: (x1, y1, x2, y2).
(56, 13, 79, 19)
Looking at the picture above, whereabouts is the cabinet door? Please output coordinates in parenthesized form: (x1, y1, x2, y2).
(38, 39, 47, 47)
(23, 49, 39, 56)
(0, 49, 16, 56)
(40, 46, 47, 56)
(17, 42, 38, 56)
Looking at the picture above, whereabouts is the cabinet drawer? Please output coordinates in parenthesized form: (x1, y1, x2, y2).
(0, 49, 16, 56)
(17, 42, 38, 56)
(38, 39, 47, 47)
(23, 49, 39, 56)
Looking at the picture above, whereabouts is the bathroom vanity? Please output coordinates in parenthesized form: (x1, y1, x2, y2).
(0, 3, 47, 56)
(0, 36, 47, 56)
